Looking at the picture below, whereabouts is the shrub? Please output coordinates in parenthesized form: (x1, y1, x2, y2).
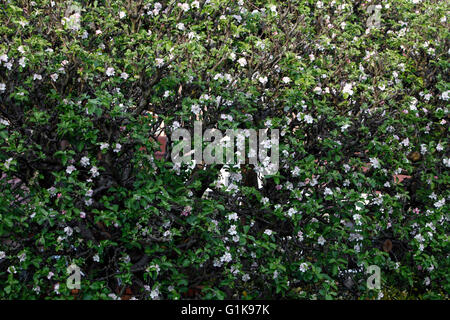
(0, 0, 448, 299)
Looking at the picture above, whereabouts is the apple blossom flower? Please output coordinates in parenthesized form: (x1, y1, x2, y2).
(342, 83, 354, 96)
(105, 67, 115, 77)
(150, 288, 160, 300)
(227, 213, 238, 221)
(304, 114, 314, 124)
(282, 76, 291, 84)
(299, 262, 308, 272)
(3, 157, 13, 169)
(220, 252, 232, 263)
(0, 54, 8, 63)
(313, 86, 322, 94)
(18, 57, 26, 68)
(434, 198, 445, 209)
(90, 166, 99, 177)
(318, 236, 326, 245)
(269, 5, 277, 14)
(237, 57, 247, 67)
(64, 226, 73, 236)
(191, 104, 201, 115)
(258, 76, 268, 85)
(113, 143, 122, 153)
(178, 3, 190, 11)
(400, 137, 409, 147)
(54, 283, 60, 294)
(80, 156, 90, 167)
(66, 165, 76, 174)
(324, 187, 333, 196)
(370, 158, 380, 169)
(18, 252, 26, 262)
(100, 142, 109, 150)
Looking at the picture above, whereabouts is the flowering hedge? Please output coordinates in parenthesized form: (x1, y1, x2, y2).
(0, 0, 448, 300)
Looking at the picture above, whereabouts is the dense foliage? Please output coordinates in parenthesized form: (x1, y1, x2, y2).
(0, 0, 448, 300)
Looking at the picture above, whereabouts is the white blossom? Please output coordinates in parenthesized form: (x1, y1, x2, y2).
(80, 156, 90, 167)
(19, 57, 26, 68)
(113, 143, 122, 153)
(400, 137, 409, 147)
(313, 86, 322, 94)
(90, 166, 99, 177)
(304, 114, 314, 124)
(191, 104, 201, 115)
(434, 198, 445, 209)
(0, 54, 8, 63)
(66, 165, 76, 174)
(150, 288, 160, 300)
(443, 158, 450, 167)
(299, 262, 308, 272)
(64, 226, 73, 236)
(370, 158, 380, 169)
(318, 236, 326, 245)
(341, 124, 350, 132)
(237, 57, 247, 67)
(155, 58, 164, 67)
(178, 3, 190, 11)
(100, 142, 109, 150)
(220, 252, 232, 263)
(282, 76, 291, 84)
(105, 67, 115, 77)
(258, 76, 268, 85)
(342, 83, 354, 96)
(287, 208, 297, 217)
(269, 5, 277, 15)
(228, 225, 237, 236)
